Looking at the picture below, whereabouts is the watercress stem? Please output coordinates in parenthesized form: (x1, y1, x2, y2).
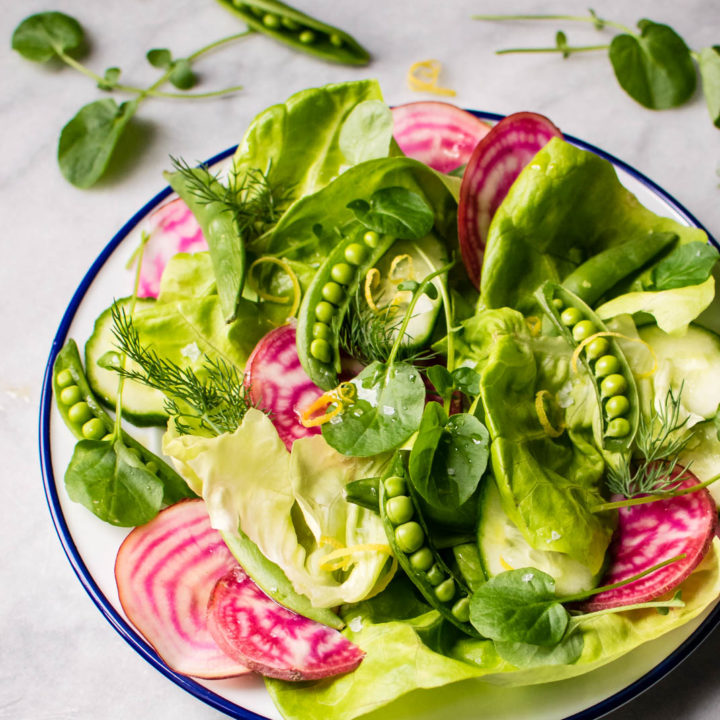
(471, 13, 635, 35)
(570, 598, 684, 623)
(593, 473, 720, 513)
(496, 44, 609, 55)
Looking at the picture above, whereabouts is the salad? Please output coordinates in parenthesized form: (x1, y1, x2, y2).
(51, 79, 720, 720)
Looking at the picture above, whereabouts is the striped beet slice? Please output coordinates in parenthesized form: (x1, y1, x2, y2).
(138, 197, 208, 298)
(208, 566, 365, 681)
(244, 324, 323, 449)
(584, 468, 717, 611)
(115, 499, 249, 679)
(392, 101, 491, 174)
(458, 112, 562, 289)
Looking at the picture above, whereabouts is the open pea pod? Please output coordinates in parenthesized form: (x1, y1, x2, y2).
(216, 0, 370, 66)
(378, 454, 479, 638)
(535, 282, 639, 454)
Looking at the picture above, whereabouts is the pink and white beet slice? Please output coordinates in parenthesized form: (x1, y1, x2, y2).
(457, 111, 562, 289)
(392, 101, 491, 174)
(115, 499, 249, 679)
(208, 566, 365, 681)
(138, 197, 208, 298)
(584, 468, 718, 611)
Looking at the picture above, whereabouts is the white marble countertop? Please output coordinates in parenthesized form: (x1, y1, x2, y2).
(2, 1, 720, 718)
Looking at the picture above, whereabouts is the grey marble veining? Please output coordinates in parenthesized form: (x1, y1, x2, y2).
(2, 1, 720, 719)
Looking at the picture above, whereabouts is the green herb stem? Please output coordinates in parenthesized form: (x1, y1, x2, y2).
(495, 44, 609, 55)
(570, 598, 685, 623)
(471, 13, 634, 35)
(593, 473, 720, 513)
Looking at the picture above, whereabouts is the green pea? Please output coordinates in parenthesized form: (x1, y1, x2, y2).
(435, 578, 456, 603)
(329, 32, 344, 47)
(146, 460, 159, 474)
(395, 521, 424, 554)
(68, 401, 93, 425)
(601, 373, 627, 398)
(56, 368, 74, 388)
(344, 242, 367, 266)
(384, 475, 406, 498)
(560, 307, 583, 327)
(594, 354, 620, 378)
(102, 434, 114, 442)
(572, 319, 596, 342)
(60, 385, 82, 406)
(281, 17, 300, 30)
(315, 300, 335, 324)
(605, 395, 630, 418)
(310, 338, 332, 364)
(299, 29, 316, 44)
(451, 596, 470, 622)
(426, 564, 445, 586)
(363, 230, 380, 248)
(330, 263, 354, 285)
(312, 322, 332, 340)
(585, 336, 610, 361)
(409, 547, 434, 572)
(81, 417, 105, 440)
(606, 417, 631, 438)
(386, 496, 413, 525)
(552, 297, 565, 311)
(321, 281, 344, 305)
(262, 13, 281, 28)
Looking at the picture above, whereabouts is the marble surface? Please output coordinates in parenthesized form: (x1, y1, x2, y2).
(2, 0, 720, 718)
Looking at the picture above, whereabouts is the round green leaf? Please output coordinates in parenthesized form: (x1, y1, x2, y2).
(58, 98, 138, 188)
(169, 59, 197, 90)
(348, 186, 435, 239)
(12, 11, 84, 63)
(146, 47, 172, 69)
(698, 46, 720, 128)
(608, 21, 696, 109)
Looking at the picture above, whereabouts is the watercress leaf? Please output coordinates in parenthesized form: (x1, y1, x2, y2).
(423, 283, 439, 300)
(348, 187, 435, 239)
(426, 365, 453, 397)
(469, 568, 569, 646)
(169, 58, 197, 90)
(698, 46, 720, 128)
(494, 628, 584, 667)
(147, 47, 173, 68)
(555, 30, 570, 59)
(408, 400, 447, 493)
(97, 66, 121, 91)
(322, 361, 425, 457)
(397, 280, 420, 293)
(58, 98, 138, 188)
(651, 241, 720, 290)
(64, 439, 164, 526)
(11, 11, 84, 63)
(608, 20, 696, 109)
(452, 366, 481, 397)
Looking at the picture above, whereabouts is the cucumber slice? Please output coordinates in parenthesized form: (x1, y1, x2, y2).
(679, 421, 720, 506)
(371, 233, 448, 350)
(85, 298, 168, 426)
(477, 478, 601, 596)
(639, 324, 720, 421)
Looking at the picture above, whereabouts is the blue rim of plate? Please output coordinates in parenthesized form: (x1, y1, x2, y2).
(38, 111, 720, 720)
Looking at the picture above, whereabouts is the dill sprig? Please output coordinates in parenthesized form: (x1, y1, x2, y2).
(169, 156, 291, 243)
(607, 383, 694, 498)
(109, 303, 254, 436)
(338, 290, 435, 367)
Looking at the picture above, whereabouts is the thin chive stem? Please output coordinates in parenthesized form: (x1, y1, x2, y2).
(593, 473, 720, 513)
(561, 553, 686, 604)
(570, 598, 685, 623)
(187, 30, 254, 61)
(496, 44, 609, 55)
(471, 13, 634, 35)
(116, 84, 245, 99)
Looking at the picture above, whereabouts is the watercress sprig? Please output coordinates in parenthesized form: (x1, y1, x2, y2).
(473, 10, 720, 128)
(11, 11, 248, 188)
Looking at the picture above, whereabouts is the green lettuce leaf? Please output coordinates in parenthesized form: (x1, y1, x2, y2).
(163, 409, 395, 609)
(479, 138, 707, 313)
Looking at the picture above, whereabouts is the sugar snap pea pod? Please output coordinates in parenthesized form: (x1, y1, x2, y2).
(297, 228, 396, 390)
(561, 231, 678, 306)
(53, 340, 196, 505)
(344, 476, 381, 512)
(535, 282, 639, 453)
(379, 456, 480, 637)
(165, 167, 245, 323)
(216, 0, 370, 66)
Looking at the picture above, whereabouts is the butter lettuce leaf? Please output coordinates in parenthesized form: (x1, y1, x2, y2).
(163, 409, 395, 609)
(480, 138, 708, 312)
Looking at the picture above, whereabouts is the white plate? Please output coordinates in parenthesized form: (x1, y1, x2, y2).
(39, 115, 720, 720)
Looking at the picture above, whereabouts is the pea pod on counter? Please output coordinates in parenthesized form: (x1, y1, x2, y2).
(379, 456, 480, 637)
(561, 231, 678, 306)
(297, 228, 396, 390)
(53, 339, 196, 508)
(216, 0, 370, 66)
(535, 282, 639, 454)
